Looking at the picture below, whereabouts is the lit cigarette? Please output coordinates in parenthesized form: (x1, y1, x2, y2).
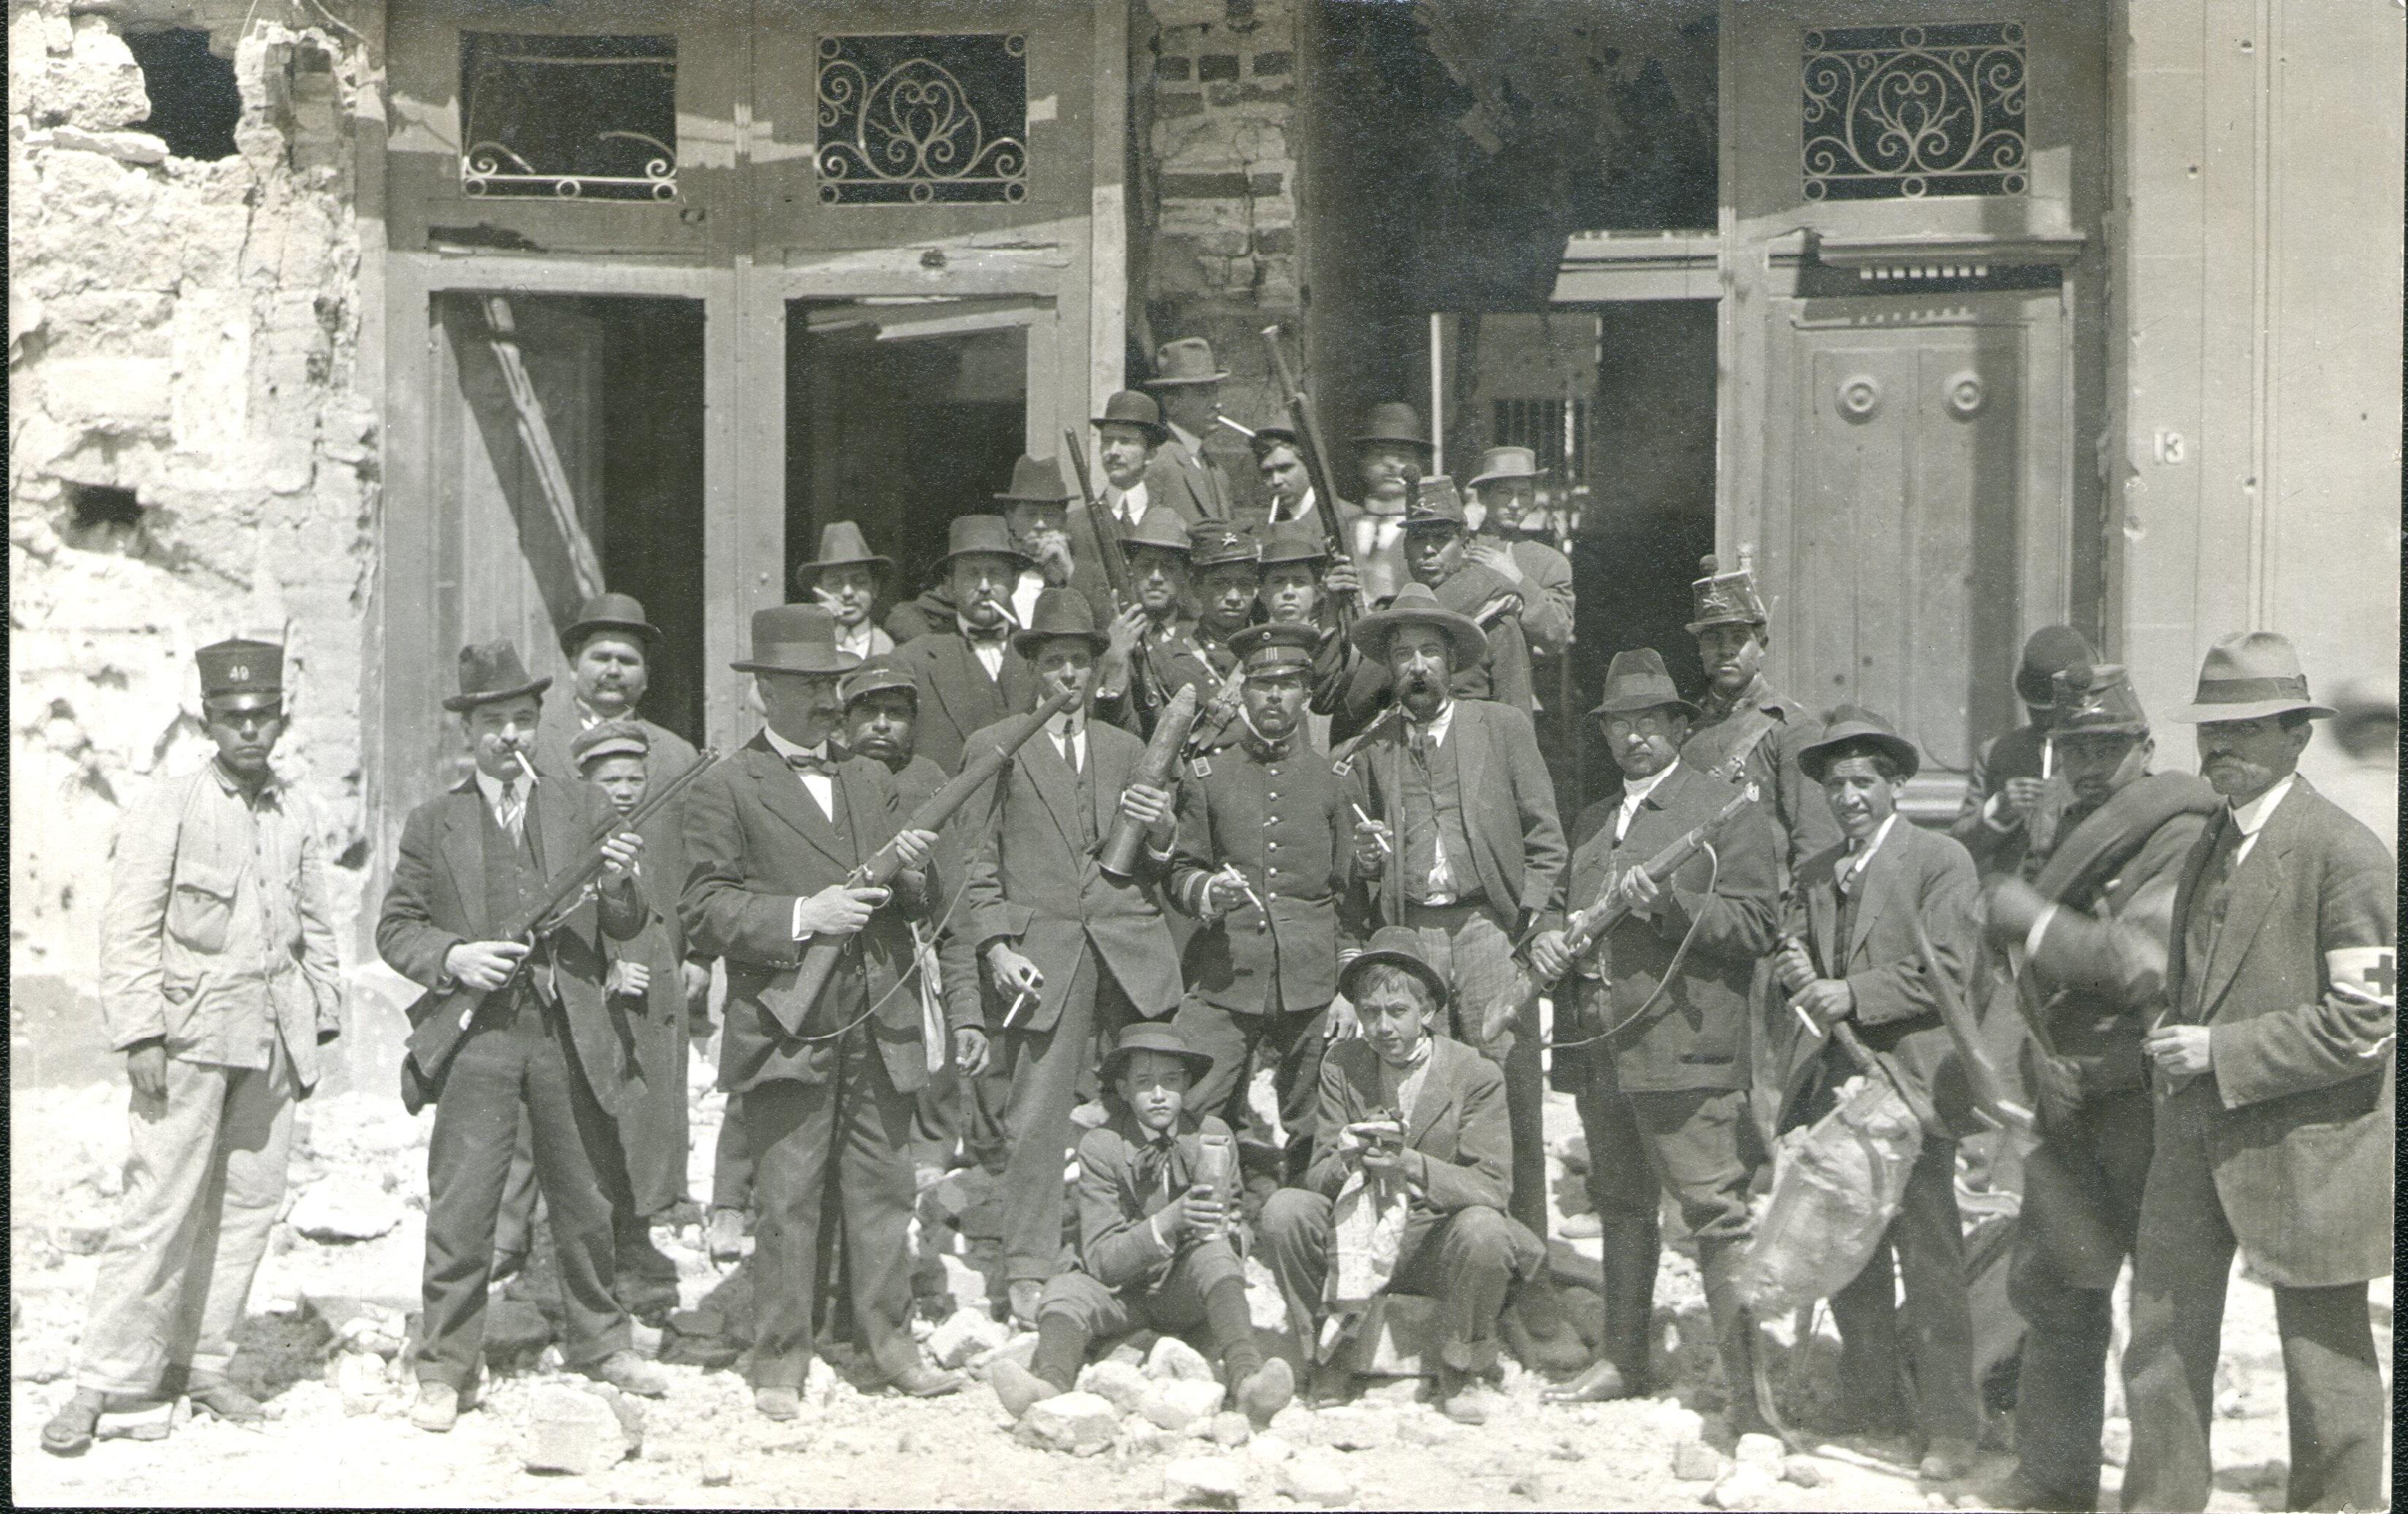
(1215, 416, 1258, 438)
(1351, 804, 1392, 853)
(1004, 988, 1035, 1028)
(1793, 1003, 1824, 1039)
(2041, 742, 2054, 781)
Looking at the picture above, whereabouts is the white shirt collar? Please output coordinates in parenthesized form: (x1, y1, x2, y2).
(1616, 760, 1679, 835)
(1105, 478, 1149, 520)
(760, 727, 831, 766)
(1403, 699, 1456, 747)
(1837, 813, 1900, 889)
(2228, 774, 2295, 837)
(473, 764, 533, 819)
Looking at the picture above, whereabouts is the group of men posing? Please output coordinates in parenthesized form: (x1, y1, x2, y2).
(47, 339, 2393, 1514)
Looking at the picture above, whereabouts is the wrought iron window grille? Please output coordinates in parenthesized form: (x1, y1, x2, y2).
(1803, 23, 2027, 201)
(460, 33, 678, 202)
(816, 33, 1029, 206)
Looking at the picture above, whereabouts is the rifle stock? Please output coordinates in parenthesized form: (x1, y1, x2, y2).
(1552, 783, 1758, 959)
(1261, 324, 1357, 637)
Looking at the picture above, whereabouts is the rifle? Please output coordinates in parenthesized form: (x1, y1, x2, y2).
(1101, 682, 1200, 880)
(1911, 918, 2032, 1134)
(400, 747, 723, 1114)
(1261, 324, 1359, 639)
(1062, 427, 1165, 718)
(1546, 782, 1761, 962)
(768, 686, 1079, 1036)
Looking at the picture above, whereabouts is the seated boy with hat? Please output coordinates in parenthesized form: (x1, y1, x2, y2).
(987, 1024, 1296, 1426)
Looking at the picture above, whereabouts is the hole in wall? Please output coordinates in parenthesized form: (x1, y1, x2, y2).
(61, 484, 146, 553)
(124, 28, 241, 161)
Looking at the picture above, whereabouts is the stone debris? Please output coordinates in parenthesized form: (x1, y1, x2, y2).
(1020, 1391, 1119, 1456)
(332, 1350, 392, 1415)
(970, 1331, 1039, 1376)
(1780, 1456, 1827, 1488)
(1162, 1453, 1246, 1508)
(1267, 1402, 1314, 1439)
(1278, 1447, 1360, 1506)
(1397, 1417, 1458, 1447)
(1509, 1474, 1550, 1500)
(1311, 1404, 1392, 1451)
(1145, 1334, 1216, 1383)
(699, 1459, 733, 1487)
(925, 1306, 1010, 1369)
(1118, 1419, 1186, 1460)
(1248, 1432, 1295, 1465)
(523, 1383, 633, 1476)
(287, 1177, 404, 1244)
(1075, 1358, 1151, 1413)
(95, 1395, 180, 1442)
(1205, 1410, 1251, 1447)
(1734, 1431, 1784, 1468)
(1140, 1378, 1226, 1432)
(1647, 1401, 1707, 1443)
(1673, 1439, 1725, 1482)
(1711, 1464, 1781, 1510)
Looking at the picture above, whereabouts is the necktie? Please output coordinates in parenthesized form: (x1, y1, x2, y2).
(498, 779, 525, 837)
(1135, 1133, 1181, 1200)
(786, 751, 834, 777)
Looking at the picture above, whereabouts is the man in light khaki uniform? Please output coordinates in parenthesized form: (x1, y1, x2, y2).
(44, 639, 343, 1455)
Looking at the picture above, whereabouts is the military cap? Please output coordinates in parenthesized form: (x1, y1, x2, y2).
(1685, 554, 1769, 634)
(841, 654, 918, 707)
(571, 719, 651, 769)
(2049, 662, 2149, 738)
(197, 637, 283, 711)
(1230, 621, 1321, 672)
(1402, 476, 1467, 531)
(1190, 523, 1260, 571)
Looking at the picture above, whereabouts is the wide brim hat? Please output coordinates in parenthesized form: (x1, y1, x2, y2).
(841, 655, 918, 707)
(1098, 1022, 1216, 1084)
(561, 591, 663, 653)
(731, 604, 860, 677)
(1589, 648, 1700, 722)
(1798, 706, 1921, 782)
(1121, 506, 1195, 557)
(797, 520, 892, 580)
(444, 639, 553, 712)
(1338, 925, 1449, 1009)
(1349, 582, 1487, 668)
(2169, 631, 2335, 723)
(1466, 445, 1539, 488)
(2015, 625, 2096, 707)
(1144, 337, 1230, 388)
(939, 513, 1037, 571)
(1352, 401, 1434, 451)
(1012, 587, 1113, 660)
(1257, 518, 1330, 566)
(1684, 554, 1768, 635)
(995, 454, 1077, 506)
(1092, 389, 1170, 441)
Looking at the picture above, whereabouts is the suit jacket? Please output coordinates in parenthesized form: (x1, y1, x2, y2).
(2160, 777, 2394, 1287)
(1337, 566, 1536, 726)
(958, 716, 1184, 1032)
(679, 734, 946, 1096)
(1072, 1108, 1236, 1293)
(1561, 763, 1781, 1093)
(1300, 1037, 1523, 1224)
(893, 626, 1037, 775)
(534, 705, 704, 959)
(1488, 536, 1575, 657)
(1780, 818, 1983, 1138)
(376, 773, 647, 1114)
(1169, 734, 1360, 1013)
(884, 585, 956, 647)
(1347, 699, 1566, 935)
(1682, 680, 1840, 875)
(1143, 425, 1232, 522)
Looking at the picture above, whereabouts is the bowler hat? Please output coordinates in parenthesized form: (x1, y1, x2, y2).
(1349, 582, 1487, 669)
(1144, 337, 1230, 388)
(1257, 517, 1330, 566)
(1098, 1022, 1216, 1084)
(2015, 625, 2097, 707)
(1121, 506, 1195, 557)
(1011, 587, 1113, 661)
(1403, 476, 1466, 530)
(1685, 555, 1769, 635)
(445, 639, 553, 712)
(1589, 649, 1700, 722)
(1230, 621, 1322, 671)
(1466, 446, 1539, 489)
(571, 718, 651, 769)
(196, 637, 283, 711)
(937, 514, 1036, 571)
(730, 604, 859, 677)
(995, 454, 1075, 506)
(795, 521, 892, 585)
(1093, 389, 1170, 441)
(1799, 705, 1921, 782)
(1338, 925, 1449, 1009)
(2169, 631, 2335, 723)
(1189, 523, 1260, 571)
(1352, 402, 1433, 452)
(2048, 663, 2149, 739)
(562, 592, 662, 653)
(841, 654, 918, 708)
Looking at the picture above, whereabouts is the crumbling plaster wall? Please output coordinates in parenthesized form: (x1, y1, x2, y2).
(8, 0, 379, 1066)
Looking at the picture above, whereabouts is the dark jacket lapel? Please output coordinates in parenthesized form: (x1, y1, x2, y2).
(2198, 783, 2305, 1018)
(745, 740, 850, 873)
(1404, 1038, 1464, 1149)
(440, 783, 490, 939)
(2165, 807, 2228, 1017)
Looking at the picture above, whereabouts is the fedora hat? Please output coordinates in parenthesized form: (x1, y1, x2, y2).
(1590, 649, 1700, 722)
(796, 520, 892, 582)
(1122, 506, 1195, 557)
(2015, 625, 2096, 707)
(1685, 555, 1768, 635)
(1189, 522, 1260, 571)
(1144, 337, 1229, 388)
(1092, 389, 1170, 441)
(1402, 476, 1466, 530)
(2170, 631, 2335, 723)
(562, 591, 662, 653)
(1799, 705, 1921, 782)
(1466, 445, 1539, 489)
(731, 604, 859, 677)
(570, 718, 650, 769)
(445, 639, 552, 712)
(195, 636, 283, 712)
(1352, 401, 1433, 452)
(1098, 1022, 1216, 1084)
(2049, 662, 2150, 739)
(1338, 925, 1449, 1009)
(995, 454, 1076, 506)
(1257, 517, 1330, 567)
(938, 513, 1036, 570)
(1012, 587, 1113, 661)
(1349, 582, 1487, 668)
(841, 653, 918, 707)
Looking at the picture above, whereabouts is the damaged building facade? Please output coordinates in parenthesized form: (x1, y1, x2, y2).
(10, 0, 2401, 1088)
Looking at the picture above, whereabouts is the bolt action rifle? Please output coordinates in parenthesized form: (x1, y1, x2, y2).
(1063, 427, 1167, 721)
(1261, 324, 1360, 639)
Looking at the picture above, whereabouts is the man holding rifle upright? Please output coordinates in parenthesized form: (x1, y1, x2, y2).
(377, 642, 665, 1434)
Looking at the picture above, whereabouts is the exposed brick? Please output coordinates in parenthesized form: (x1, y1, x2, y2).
(1156, 91, 1208, 121)
(1253, 50, 1292, 77)
(1162, 171, 1252, 199)
(1248, 172, 1285, 197)
(1239, 82, 1292, 104)
(1207, 82, 1239, 107)
(1157, 54, 1192, 81)
(1255, 227, 1295, 255)
(1197, 53, 1241, 83)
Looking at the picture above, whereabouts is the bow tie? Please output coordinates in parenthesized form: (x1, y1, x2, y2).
(1134, 1133, 1182, 1195)
(785, 751, 834, 777)
(964, 621, 1011, 646)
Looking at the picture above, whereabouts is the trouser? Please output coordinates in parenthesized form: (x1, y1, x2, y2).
(1031, 1239, 1257, 1388)
(416, 1000, 629, 1390)
(2119, 1081, 2384, 1513)
(1170, 992, 1329, 1185)
(712, 1091, 752, 1211)
(2008, 1087, 2154, 1509)
(1399, 902, 1547, 1237)
(1829, 1134, 1979, 1448)
(997, 954, 1139, 1284)
(1578, 1076, 1768, 1424)
(494, 1103, 681, 1320)
(1258, 1190, 1541, 1374)
(75, 1039, 298, 1396)
(741, 1027, 920, 1391)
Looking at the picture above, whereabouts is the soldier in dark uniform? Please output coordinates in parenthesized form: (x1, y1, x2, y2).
(1166, 623, 1359, 1190)
(1678, 555, 1838, 872)
(1257, 518, 1363, 748)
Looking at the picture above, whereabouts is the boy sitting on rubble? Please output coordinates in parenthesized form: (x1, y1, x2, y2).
(988, 1024, 1295, 1426)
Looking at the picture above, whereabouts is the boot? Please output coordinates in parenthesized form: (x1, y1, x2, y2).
(1599, 1215, 1658, 1393)
(1700, 1240, 1780, 1439)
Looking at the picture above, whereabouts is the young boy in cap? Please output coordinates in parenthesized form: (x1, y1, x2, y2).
(44, 639, 345, 1454)
(987, 1024, 1295, 1424)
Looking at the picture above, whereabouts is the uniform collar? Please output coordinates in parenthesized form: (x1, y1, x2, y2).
(1699, 672, 1773, 724)
(208, 757, 282, 802)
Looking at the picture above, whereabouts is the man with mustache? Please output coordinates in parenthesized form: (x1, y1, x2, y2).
(994, 454, 1111, 631)
(1347, 401, 1430, 605)
(681, 606, 964, 1418)
(376, 641, 665, 1433)
(956, 588, 1185, 1326)
(796, 522, 896, 663)
(2115, 633, 2393, 1514)
(1772, 708, 1981, 1480)
(1140, 337, 1235, 522)
(1336, 479, 1536, 738)
(43, 639, 346, 1456)
(1257, 518, 1364, 748)
(1948, 625, 2095, 875)
(891, 515, 1041, 775)
(1679, 555, 1839, 872)
(1100, 506, 1240, 741)
(1970, 665, 2217, 1513)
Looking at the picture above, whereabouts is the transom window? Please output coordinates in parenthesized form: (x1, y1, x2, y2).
(815, 33, 1029, 206)
(460, 32, 678, 202)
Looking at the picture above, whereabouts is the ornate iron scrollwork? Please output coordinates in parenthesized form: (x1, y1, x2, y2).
(816, 34, 1029, 206)
(459, 34, 678, 202)
(1804, 23, 2027, 202)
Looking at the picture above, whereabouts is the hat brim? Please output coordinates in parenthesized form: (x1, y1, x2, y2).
(1799, 730, 1922, 782)
(1466, 467, 1537, 488)
(202, 689, 284, 714)
(1142, 372, 1230, 388)
(574, 739, 649, 766)
(1099, 1045, 1217, 1086)
(842, 677, 918, 705)
(1683, 612, 1765, 636)
(1338, 948, 1449, 1009)
(798, 555, 892, 576)
(731, 653, 861, 677)
(443, 676, 552, 713)
(1010, 628, 1111, 661)
(1257, 547, 1330, 566)
(2169, 698, 2334, 723)
(942, 544, 1037, 571)
(1589, 694, 1702, 723)
(1092, 414, 1170, 441)
(563, 618, 662, 650)
(1349, 604, 1488, 669)
(1352, 433, 1436, 451)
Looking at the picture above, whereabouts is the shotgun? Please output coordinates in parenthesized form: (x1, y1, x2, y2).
(1261, 324, 1358, 639)
(1063, 427, 1165, 718)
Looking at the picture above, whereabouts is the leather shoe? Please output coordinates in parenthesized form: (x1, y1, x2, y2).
(588, 1350, 668, 1398)
(188, 1379, 267, 1425)
(1234, 1358, 1295, 1425)
(988, 1360, 1054, 1420)
(1436, 1371, 1506, 1426)
(410, 1381, 462, 1433)
(754, 1385, 801, 1420)
(1919, 1436, 1979, 1481)
(888, 1362, 966, 1398)
(40, 1389, 106, 1456)
(1542, 1358, 1642, 1403)
(1973, 1469, 2092, 1511)
(706, 1207, 748, 1265)
(1007, 1280, 1045, 1330)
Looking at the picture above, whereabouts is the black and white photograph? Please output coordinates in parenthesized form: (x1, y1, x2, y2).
(9, 0, 2398, 1508)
